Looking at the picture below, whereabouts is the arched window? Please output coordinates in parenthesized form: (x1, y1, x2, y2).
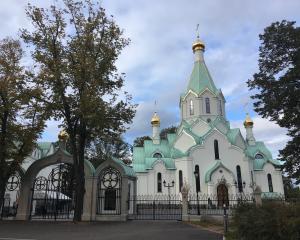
(267, 174, 273, 192)
(179, 170, 183, 192)
(214, 140, 219, 159)
(205, 98, 210, 114)
(255, 154, 264, 159)
(153, 152, 162, 158)
(195, 165, 201, 192)
(157, 172, 162, 193)
(189, 99, 194, 115)
(219, 100, 223, 115)
(236, 165, 243, 193)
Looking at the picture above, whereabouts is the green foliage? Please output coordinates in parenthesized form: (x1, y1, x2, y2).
(133, 136, 151, 147)
(0, 37, 45, 202)
(160, 126, 177, 139)
(247, 20, 300, 184)
(86, 136, 132, 168)
(283, 177, 300, 198)
(228, 202, 300, 240)
(133, 126, 177, 147)
(21, 0, 136, 221)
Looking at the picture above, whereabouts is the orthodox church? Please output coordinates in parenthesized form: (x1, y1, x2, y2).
(132, 37, 284, 197)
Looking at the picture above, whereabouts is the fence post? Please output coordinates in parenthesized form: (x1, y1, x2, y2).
(223, 204, 228, 234)
(253, 186, 262, 206)
(181, 181, 190, 221)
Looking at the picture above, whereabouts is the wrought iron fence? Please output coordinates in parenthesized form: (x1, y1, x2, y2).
(1, 173, 21, 219)
(128, 194, 182, 220)
(96, 167, 122, 215)
(30, 164, 75, 220)
(188, 193, 254, 216)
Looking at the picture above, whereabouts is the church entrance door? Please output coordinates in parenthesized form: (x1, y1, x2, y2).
(217, 184, 229, 207)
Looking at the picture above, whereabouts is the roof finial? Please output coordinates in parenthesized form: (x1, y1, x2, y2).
(192, 25, 205, 52)
(196, 24, 200, 39)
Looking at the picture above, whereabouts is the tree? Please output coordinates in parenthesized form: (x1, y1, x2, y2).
(160, 126, 177, 139)
(133, 136, 151, 147)
(86, 136, 132, 167)
(21, 0, 136, 221)
(132, 126, 177, 147)
(0, 38, 45, 208)
(247, 20, 300, 184)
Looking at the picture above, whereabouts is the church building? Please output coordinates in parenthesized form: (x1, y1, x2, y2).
(132, 37, 284, 198)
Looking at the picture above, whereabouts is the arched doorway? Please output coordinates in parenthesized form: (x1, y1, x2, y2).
(217, 184, 229, 207)
(29, 164, 75, 220)
(97, 166, 121, 215)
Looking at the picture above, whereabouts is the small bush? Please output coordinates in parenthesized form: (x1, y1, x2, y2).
(227, 202, 300, 240)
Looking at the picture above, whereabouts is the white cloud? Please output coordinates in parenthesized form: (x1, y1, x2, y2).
(231, 116, 290, 158)
(1, 0, 297, 154)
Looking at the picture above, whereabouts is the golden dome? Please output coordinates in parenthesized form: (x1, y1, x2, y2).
(244, 113, 254, 127)
(58, 129, 69, 141)
(151, 112, 160, 126)
(192, 38, 205, 52)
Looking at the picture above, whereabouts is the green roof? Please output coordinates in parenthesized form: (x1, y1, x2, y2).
(205, 160, 233, 183)
(143, 140, 171, 158)
(112, 158, 136, 177)
(37, 142, 54, 158)
(227, 128, 240, 145)
(183, 60, 218, 98)
(245, 141, 281, 170)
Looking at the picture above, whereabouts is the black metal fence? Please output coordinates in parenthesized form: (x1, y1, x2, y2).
(1, 173, 21, 219)
(96, 189, 121, 215)
(188, 194, 254, 216)
(128, 195, 182, 220)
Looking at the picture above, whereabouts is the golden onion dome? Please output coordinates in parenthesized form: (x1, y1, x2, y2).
(151, 112, 160, 126)
(244, 113, 254, 127)
(192, 37, 205, 52)
(58, 129, 69, 141)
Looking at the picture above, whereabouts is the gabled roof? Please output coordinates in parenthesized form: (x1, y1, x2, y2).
(245, 141, 281, 170)
(205, 160, 234, 183)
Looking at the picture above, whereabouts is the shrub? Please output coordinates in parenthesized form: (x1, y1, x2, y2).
(227, 202, 300, 240)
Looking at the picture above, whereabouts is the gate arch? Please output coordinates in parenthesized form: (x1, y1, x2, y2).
(16, 147, 94, 220)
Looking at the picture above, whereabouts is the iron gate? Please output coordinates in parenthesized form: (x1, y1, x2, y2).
(30, 164, 75, 220)
(1, 173, 21, 219)
(128, 195, 182, 220)
(96, 167, 122, 215)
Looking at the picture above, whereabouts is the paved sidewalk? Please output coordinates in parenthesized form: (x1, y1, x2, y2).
(0, 220, 222, 240)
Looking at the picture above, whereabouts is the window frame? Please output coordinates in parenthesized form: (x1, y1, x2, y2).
(214, 139, 220, 160)
(205, 97, 211, 114)
(157, 172, 162, 193)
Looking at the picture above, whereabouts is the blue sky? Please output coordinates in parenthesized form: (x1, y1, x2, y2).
(1, 0, 299, 158)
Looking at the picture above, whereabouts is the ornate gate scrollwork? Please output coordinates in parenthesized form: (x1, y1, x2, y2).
(97, 167, 121, 215)
(30, 164, 75, 220)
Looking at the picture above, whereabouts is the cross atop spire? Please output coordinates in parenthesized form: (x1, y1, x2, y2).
(196, 24, 200, 39)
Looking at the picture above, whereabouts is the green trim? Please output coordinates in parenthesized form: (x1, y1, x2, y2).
(205, 160, 233, 183)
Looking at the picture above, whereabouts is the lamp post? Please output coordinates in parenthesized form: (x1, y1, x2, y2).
(163, 180, 175, 205)
(194, 170, 200, 215)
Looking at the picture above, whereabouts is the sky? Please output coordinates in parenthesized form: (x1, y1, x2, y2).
(0, 0, 299, 158)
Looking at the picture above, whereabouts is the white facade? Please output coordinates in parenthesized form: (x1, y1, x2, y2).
(132, 38, 284, 199)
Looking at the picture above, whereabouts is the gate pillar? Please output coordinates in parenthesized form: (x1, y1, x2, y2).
(15, 179, 31, 220)
(181, 181, 190, 221)
(82, 176, 95, 221)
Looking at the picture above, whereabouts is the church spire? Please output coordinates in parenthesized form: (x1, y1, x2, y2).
(192, 25, 205, 62)
(244, 113, 256, 145)
(185, 33, 218, 95)
(151, 112, 160, 144)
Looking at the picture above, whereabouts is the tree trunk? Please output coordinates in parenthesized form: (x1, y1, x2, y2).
(0, 179, 6, 217)
(72, 122, 86, 222)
